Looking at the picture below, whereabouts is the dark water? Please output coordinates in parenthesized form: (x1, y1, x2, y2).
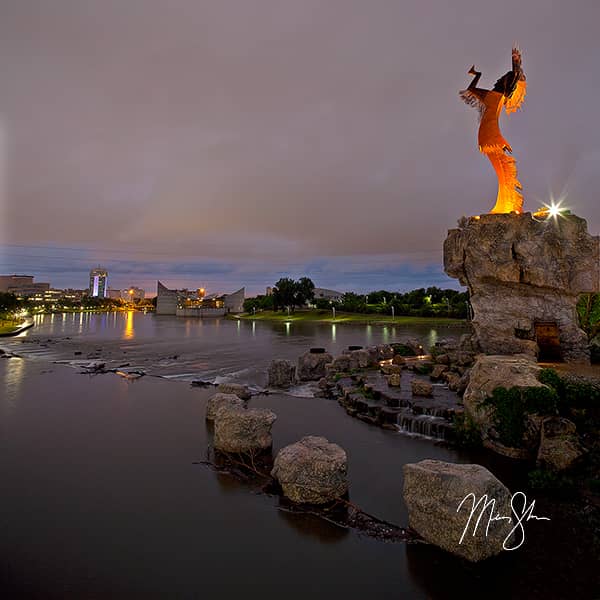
(0, 314, 593, 598)
(3, 312, 466, 386)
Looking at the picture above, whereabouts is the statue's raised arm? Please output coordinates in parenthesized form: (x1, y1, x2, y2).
(460, 47, 527, 214)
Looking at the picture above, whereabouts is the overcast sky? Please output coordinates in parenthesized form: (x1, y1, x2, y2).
(1, 0, 599, 294)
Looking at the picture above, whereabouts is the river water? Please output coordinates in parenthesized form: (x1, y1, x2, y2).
(0, 313, 593, 598)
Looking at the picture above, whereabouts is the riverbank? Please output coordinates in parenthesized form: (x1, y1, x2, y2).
(0, 318, 34, 337)
(232, 310, 466, 327)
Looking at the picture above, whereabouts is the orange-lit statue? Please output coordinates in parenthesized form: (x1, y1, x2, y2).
(460, 47, 527, 214)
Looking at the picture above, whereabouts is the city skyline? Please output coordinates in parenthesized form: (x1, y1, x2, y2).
(1, 1, 600, 293)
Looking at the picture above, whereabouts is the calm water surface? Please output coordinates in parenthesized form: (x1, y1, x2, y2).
(0, 313, 591, 598)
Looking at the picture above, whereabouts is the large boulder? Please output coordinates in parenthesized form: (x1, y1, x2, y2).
(297, 349, 334, 381)
(463, 354, 545, 435)
(271, 436, 348, 504)
(444, 213, 599, 363)
(213, 406, 277, 454)
(403, 460, 513, 562)
(206, 393, 244, 421)
(267, 359, 296, 388)
(217, 382, 251, 400)
(537, 417, 586, 472)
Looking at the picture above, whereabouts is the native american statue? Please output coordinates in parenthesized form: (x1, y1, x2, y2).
(460, 47, 527, 214)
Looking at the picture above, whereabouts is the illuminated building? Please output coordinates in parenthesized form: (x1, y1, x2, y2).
(89, 267, 108, 298)
(121, 287, 145, 301)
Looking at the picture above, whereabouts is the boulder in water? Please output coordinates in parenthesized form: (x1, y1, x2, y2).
(271, 436, 348, 504)
(411, 379, 433, 397)
(206, 393, 245, 421)
(267, 359, 296, 388)
(403, 459, 513, 562)
(297, 350, 334, 381)
(214, 406, 277, 453)
(217, 382, 251, 400)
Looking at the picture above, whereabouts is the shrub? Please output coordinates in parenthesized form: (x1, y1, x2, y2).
(481, 386, 558, 448)
(528, 468, 576, 498)
(539, 368, 600, 413)
(452, 412, 482, 449)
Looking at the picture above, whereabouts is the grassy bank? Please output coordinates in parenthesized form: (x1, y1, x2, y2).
(231, 310, 466, 327)
(0, 319, 28, 335)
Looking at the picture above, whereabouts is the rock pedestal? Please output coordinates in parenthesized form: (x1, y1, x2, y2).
(444, 213, 599, 363)
(403, 460, 513, 562)
(271, 436, 348, 504)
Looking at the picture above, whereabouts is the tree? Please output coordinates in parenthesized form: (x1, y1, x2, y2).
(295, 277, 315, 306)
(272, 278, 297, 310)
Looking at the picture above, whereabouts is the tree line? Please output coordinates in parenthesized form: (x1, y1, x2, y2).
(243, 280, 472, 319)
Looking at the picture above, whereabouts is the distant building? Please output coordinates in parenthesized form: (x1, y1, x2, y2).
(313, 287, 344, 303)
(108, 288, 122, 300)
(0, 274, 34, 292)
(121, 286, 145, 301)
(156, 281, 244, 317)
(265, 286, 273, 296)
(89, 267, 108, 298)
(0, 274, 53, 296)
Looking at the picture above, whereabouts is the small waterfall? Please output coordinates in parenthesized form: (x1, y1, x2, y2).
(397, 411, 451, 440)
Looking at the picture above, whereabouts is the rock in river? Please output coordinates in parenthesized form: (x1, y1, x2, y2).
(271, 436, 348, 505)
(297, 349, 334, 381)
(217, 382, 251, 400)
(214, 406, 277, 454)
(267, 359, 296, 388)
(403, 460, 513, 562)
(206, 393, 245, 421)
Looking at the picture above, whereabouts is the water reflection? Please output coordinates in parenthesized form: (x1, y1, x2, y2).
(1, 357, 25, 412)
(277, 506, 349, 544)
(123, 311, 135, 340)
(427, 329, 438, 350)
(331, 323, 336, 343)
(285, 322, 291, 336)
(382, 326, 389, 343)
(252, 321, 256, 336)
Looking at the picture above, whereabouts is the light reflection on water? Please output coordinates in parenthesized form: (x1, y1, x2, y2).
(123, 311, 135, 340)
(331, 323, 336, 342)
(1, 357, 25, 412)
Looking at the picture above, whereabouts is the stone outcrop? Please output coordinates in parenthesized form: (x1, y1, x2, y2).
(444, 213, 599, 363)
(206, 393, 245, 421)
(213, 406, 276, 454)
(403, 460, 513, 562)
(217, 382, 251, 400)
(537, 417, 586, 471)
(271, 436, 348, 504)
(463, 354, 545, 435)
(267, 359, 296, 388)
(297, 349, 334, 381)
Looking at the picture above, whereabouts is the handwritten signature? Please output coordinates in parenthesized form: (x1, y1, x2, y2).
(457, 492, 550, 551)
